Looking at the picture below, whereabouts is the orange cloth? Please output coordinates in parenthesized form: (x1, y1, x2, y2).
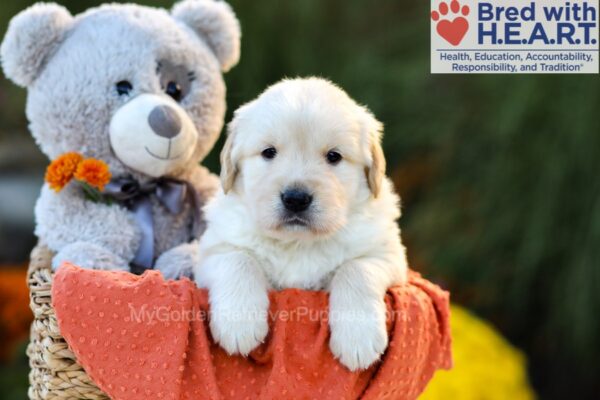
(52, 264, 451, 400)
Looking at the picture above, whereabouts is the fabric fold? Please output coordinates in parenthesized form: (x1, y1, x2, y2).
(53, 265, 451, 400)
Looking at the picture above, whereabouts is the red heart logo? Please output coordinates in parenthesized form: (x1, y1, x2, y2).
(436, 17, 469, 46)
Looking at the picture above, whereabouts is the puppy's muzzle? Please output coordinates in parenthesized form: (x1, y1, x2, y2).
(281, 188, 313, 213)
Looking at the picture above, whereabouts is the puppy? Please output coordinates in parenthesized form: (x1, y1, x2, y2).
(195, 77, 408, 371)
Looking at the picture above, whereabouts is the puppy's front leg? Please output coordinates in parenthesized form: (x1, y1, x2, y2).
(328, 257, 403, 371)
(195, 251, 270, 355)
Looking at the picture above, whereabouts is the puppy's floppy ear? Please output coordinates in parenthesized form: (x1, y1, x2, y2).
(1, 3, 73, 87)
(220, 120, 238, 193)
(360, 107, 386, 198)
(172, 0, 241, 72)
(368, 138, 386, 197)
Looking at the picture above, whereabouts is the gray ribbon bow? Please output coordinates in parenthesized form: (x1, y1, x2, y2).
(104, 177, 198, 273)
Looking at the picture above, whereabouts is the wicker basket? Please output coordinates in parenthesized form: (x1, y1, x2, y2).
(27, 245, 108, 400)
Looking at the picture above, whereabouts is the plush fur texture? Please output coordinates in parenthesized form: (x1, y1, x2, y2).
(1, 0, 240, 275)
(0, 3, 72, 87)
(172, 0, 240, 72)
(194, 78, 408, 371)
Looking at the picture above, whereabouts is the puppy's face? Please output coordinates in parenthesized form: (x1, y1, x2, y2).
(221, 78, 385, 240)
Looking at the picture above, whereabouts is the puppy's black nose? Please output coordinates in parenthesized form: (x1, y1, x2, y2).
(281, 189, 313, 213)
(148, 105, 182, 138)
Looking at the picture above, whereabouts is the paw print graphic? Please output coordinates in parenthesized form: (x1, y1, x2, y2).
(431, 0, 470, 46)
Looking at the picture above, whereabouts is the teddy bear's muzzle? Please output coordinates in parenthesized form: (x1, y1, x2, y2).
(109, 94, 198, 178)
(148, 105, 182, 139)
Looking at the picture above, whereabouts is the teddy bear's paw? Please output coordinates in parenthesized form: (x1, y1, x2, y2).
(52, 242, 129, 271)
(209, 295, 269, 356)
(154, 242, 199, 280)
(329, 307, 388, 371)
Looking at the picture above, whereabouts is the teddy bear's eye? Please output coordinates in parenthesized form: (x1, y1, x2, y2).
(116, 81, 133, 96)
(165, 81, 183, 102)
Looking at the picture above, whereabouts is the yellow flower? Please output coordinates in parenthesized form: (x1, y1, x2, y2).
(74, 158, 112, 191)
(45, 152, 84, 192)
(420, 305, 536, 400)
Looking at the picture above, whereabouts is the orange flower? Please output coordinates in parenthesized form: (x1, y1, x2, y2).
(45, 152, 84, 192)
(74, 158, 112, 191)
(0, 266, 32, 361)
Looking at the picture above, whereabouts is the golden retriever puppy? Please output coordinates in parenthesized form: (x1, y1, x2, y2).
(195, 77, 408, 371)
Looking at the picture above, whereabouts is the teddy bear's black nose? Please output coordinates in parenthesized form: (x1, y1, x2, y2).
(148, 105, 182, 139)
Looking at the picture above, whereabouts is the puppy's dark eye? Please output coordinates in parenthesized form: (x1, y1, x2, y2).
(165, 81, 183, 102)
(116, 81, 133, 96)
(261, 147, 277, 160)
(326, 150, 343, 165)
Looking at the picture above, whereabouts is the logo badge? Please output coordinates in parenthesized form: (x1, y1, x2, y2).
(431, 0, 599, 73)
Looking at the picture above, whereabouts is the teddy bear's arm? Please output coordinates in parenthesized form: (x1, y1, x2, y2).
(35, 184, 140, 270)
(51, 242, 130, 271)
(154, 240, 198, 280)
(154, 165, 220, 279)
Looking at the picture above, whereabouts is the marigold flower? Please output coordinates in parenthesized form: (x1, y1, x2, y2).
(45, 152, 84, 192)
(74, 158, 112, 191)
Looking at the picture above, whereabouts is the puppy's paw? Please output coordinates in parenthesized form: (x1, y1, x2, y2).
(329, 307, 388, 371)
(209, 296, 269, 356)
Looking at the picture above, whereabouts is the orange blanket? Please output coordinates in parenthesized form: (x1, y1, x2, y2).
(52, 264, 451, 400)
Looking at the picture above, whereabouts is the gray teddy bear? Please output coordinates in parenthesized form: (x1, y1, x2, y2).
(1, 0, 240, 278)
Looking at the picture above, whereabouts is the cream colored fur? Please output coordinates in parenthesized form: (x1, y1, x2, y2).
(194, 78, 408, 371)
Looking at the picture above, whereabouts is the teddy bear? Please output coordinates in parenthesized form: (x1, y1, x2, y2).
(1, 0, 240, 278)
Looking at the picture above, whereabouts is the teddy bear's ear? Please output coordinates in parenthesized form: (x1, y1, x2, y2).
(172, 0, 241, 72)
(1, 3, 73, 87)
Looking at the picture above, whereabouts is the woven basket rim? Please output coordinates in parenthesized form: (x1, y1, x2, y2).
(27, 244, 109, 400)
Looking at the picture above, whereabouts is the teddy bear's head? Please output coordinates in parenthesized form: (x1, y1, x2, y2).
(1, 0, 240, 179)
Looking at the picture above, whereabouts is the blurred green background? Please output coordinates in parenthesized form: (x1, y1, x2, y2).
(0, 0, 598, 399)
